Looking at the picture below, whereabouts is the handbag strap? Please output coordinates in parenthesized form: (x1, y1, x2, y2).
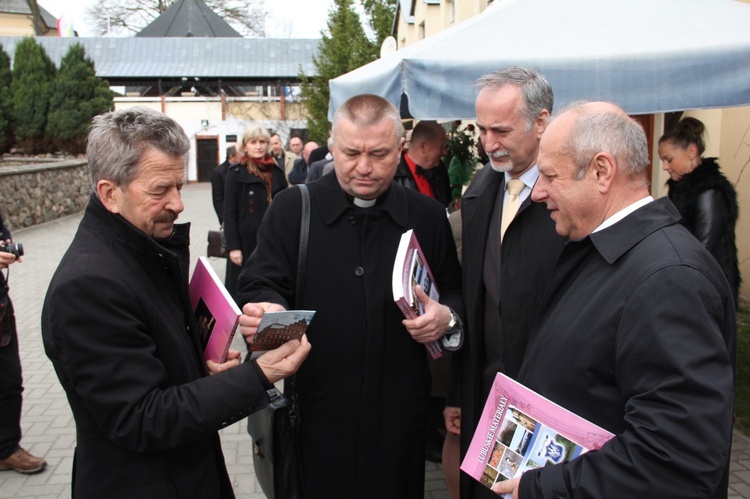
(296, 183, 310, 300)
(286, 183, 310, 398)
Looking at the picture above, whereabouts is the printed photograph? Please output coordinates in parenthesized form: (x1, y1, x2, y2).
(194, 298, 216, 350)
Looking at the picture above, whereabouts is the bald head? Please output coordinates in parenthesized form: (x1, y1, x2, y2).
(406, 121, 447, 169)
(553, 101, 649, 181)
(303, 141, 318, 164)
(532, 101, 651, 239)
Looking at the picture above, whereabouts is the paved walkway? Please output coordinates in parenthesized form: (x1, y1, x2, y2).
(0, 182, 747, 498)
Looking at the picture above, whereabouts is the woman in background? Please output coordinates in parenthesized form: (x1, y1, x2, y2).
(223, 126, 287, 301)
(658, 116, 740, 305)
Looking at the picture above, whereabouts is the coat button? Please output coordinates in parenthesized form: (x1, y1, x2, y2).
(354, 266, 364, 277)
(348, 216, 356, 225)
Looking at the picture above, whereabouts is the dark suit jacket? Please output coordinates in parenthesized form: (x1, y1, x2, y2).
(451, 164, 566, 498)
(288, 157, 309, 185)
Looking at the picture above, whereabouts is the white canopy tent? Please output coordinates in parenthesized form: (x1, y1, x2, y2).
(328, 0, 750, 119)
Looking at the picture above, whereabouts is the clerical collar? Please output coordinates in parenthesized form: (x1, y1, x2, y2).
(353, 197, 376, 208)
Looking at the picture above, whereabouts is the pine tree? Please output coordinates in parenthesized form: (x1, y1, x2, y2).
(362, 0, 398, 45)
(0, 44, 13, 153)
(300, 0, 395, 144)
(47, 43, 114, 155)
(11, 37, 56, 154)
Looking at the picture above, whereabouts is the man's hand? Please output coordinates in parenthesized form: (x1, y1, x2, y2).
(444, 406, 461, 435)
(402, 285, 451, 344)
(229, 249, 242, 267)
(256, 335, 311, 383)
(239, 302, 287, 345)
(206, 348, 242, 374)
(491, 477, 520, 498)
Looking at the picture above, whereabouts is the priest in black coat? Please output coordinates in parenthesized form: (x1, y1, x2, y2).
(238, 94, 464, 499)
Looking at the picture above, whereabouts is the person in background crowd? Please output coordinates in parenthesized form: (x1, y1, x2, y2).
(494, 101, 735, 499)
(0, 212, 47, 475)
(224, 126, 288, 300)
(394, 120, 452, 207)
(307, 128, 331, 168)
(658, 116, 740, 306)
(288, 141, 319, 185)
(41, 107, 309, 499)
(237, 94, 464, 499)
(211, 144, 243, 225)
(270, 133, 297, 179)
(288, 136, 304, 156)
(445, 67, 566, 499)
(306, 137, 335, 184)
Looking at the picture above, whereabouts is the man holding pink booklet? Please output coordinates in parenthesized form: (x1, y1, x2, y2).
(493, 102, 735, 498)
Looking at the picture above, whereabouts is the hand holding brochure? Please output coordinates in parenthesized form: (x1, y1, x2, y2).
(251, 310, 315, 351)
(391, 229, 443, 359)
(189, 257, 241, 364)
(461, 373, 614, 491)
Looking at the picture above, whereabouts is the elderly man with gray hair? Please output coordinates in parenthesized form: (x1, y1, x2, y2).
(493, 101, 735, 498)
(42, 107, 309, 499)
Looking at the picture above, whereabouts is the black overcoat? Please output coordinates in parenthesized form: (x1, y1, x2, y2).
(223, 162, 287, 298)
(237, 173, 463, 499)
(518, 198, 736, 499)
(42, 195, 274, 499)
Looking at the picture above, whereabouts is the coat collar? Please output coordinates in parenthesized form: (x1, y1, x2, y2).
(314, 171, 409, 228)
(84, 192, 191, 269)
(588, 197, 681, 264)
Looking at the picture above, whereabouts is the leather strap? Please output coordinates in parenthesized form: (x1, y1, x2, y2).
(296, 184, 310, 300)
(287, 183, 310, 398)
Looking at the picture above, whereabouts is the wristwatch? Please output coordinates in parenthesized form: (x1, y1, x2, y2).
(445, 307, 461, 335)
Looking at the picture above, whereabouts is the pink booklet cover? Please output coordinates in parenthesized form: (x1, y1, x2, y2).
(189, 256, 242, 363)
(461, 372, 614, 490)
(391, 229, 443, 359)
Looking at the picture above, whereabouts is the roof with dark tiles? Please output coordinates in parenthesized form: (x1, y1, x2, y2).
(136, 0, 242, 38)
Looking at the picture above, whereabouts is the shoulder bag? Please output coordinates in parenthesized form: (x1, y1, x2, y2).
(246, 183, 309, 499)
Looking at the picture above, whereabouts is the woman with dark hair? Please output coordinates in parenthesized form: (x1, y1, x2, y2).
(658, 116, 740, 305)
(223, 126, 288, 300)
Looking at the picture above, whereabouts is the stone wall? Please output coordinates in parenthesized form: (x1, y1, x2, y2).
(0, 158, 90, 231)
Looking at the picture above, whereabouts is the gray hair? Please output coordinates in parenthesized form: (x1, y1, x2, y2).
(476, 66, 554, 131)
(563, 102, 650, 181)
(332, 94, 403, 143)
(87, 107, 189, 191)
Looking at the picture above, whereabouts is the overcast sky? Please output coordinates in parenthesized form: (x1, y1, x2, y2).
(37, 0, 332, 38)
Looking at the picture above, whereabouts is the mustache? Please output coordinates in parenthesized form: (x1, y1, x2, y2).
(154, 210, 178, 224)
(490, 150, 509, 159)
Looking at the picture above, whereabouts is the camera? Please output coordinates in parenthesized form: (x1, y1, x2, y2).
(0, 241, 24, 258)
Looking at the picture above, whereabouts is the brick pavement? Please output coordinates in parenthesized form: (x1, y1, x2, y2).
(0, 182, 746, 498)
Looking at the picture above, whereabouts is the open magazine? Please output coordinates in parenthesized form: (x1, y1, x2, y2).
(189, 256, 241, 363)
(461, 373, 614, 492)
(391, 229, 443, 359)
